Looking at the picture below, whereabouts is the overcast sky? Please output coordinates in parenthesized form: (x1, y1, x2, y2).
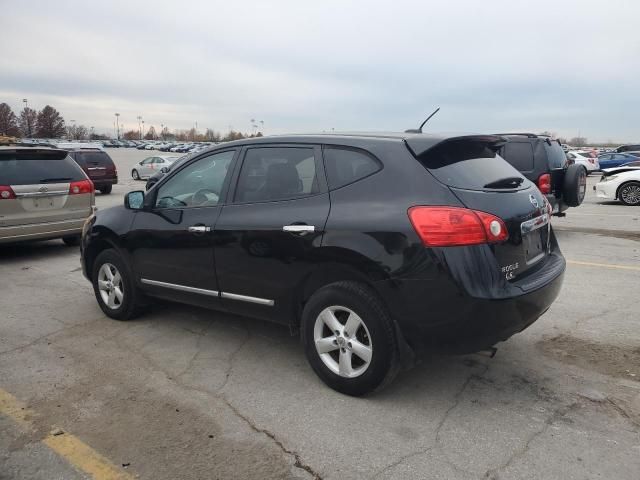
(2, 0, 639, 142)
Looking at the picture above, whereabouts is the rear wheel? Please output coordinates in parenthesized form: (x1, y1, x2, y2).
(563, 164, 587, 207)
(618, 181, 640, 206)
(132, 169, 140, 180)
(99, 185, 112, 194)
(92, 249, 146, 320)
(62, 235, 80, 246)
(301, 281, 399, 396)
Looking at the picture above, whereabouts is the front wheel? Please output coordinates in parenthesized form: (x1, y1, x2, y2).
(92, 249, 146, 320)
(132, 169, 140, 180)
(301, 281, 399, 396)
(618, 181, 640, 206)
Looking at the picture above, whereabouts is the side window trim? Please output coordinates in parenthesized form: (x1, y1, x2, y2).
(228, 144, 326, 205)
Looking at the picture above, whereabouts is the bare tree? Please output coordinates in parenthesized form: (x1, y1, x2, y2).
(569, 137, 588, 147)
(36, 105, 66, 138)
(66, 124, 88, 140)
(144, 125, 157, 140)
(19, 107, 38, 137)
(0, 103, 19, 136)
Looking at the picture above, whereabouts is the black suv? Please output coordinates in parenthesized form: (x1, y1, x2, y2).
(67, 148, 118, 194)
(498, 134, 586, 216)
(81, 133, 565, 395)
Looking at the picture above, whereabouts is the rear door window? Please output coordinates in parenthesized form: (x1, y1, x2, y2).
(323, 147, 381, 189)
(234, 147, 319, 203)
(0, 151, 86, 185)
(417, 139, 526, 191)
(501, 141, 534, 171)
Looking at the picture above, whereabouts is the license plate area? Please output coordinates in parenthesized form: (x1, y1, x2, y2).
(520, 213, 550, 265)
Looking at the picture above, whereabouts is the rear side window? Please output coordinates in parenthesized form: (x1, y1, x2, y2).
(545, 142, 568, 169)
(417, 139, 525, 191)
(323, 147, 381, 190)
(502, 141, 535, 171)
(0, 151, 86, 185)
(235, 147, 319, 203)
(75, 151, 113, 166)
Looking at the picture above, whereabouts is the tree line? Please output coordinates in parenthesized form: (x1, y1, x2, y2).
(0, 102, 66, 139)
(0, 101, 261, 142)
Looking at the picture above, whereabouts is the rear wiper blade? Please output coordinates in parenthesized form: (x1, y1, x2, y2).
(39, 177, 72, 183)
(483, 177, 525, 189)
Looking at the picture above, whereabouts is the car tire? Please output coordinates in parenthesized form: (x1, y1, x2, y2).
(301, 281, 399, 396)
(132, 169, 140, 180)
(563, 164, 587, 207)
(99, 185, 112, 194)
(62, 235, 80, 246)
(92, 249, 146, 321)
(618, 181, 640, 206)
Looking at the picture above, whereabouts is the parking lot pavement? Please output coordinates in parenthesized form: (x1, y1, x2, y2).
(1, 151, 639, 479)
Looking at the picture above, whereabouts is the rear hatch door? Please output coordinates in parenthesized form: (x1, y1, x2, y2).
(73, 151, 116, 180)
(0, 149, 91, 227)
(412, 136, 551, 282)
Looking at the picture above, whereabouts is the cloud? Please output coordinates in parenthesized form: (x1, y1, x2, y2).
(1, 0, 639, 141)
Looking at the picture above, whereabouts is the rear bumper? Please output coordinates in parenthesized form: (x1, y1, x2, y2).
(546, 194, 568, 215)
(376, 251, 566, 355)
(0, 217, 87, 244)
(90, 176, 118, 187)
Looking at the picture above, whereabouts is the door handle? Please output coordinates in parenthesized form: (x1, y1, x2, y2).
(188, 225, 211, 233)
(283, 225, 315, 236)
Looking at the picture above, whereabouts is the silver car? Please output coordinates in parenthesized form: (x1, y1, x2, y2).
(0, 146, 95, 245)
(131, 155, 181, 180)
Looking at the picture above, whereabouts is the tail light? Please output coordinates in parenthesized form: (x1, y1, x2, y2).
(537, 173, 551, 194)
(69, 179, 94, 195)
(0, 185, 16, 200)
(408, 206, 508, 247)
(588, 158, 595, 164)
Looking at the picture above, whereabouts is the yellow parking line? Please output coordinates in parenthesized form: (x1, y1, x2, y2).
(0, 388, 134, 480)
(567, 260, 640, 271)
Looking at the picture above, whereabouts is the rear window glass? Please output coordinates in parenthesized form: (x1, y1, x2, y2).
(501, 142, 534, 171)
(545, 142, 568, 169)
(75, 151, 113, 165)
(0, 152, 86, 185)
(417, 140, 525, 191)
(323, 147, 381, 189)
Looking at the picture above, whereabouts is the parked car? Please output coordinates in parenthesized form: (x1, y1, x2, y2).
(81, 133, 566, 395)
(622, 160, 640, 167)
(0, 146, 94, 245)
(595, 167, 640, 205)
(67, 148, 118, 194)
(136, 143, 148, 150)
(497, 133, 586, 216)
(145, 155, 189, 190)
(615, 144, 640, 153)
(131, 155, 181, 180)
(567, 151, 600, 173)
(597, 152, 638, 170)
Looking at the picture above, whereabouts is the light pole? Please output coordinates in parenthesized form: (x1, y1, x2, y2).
(141, 120, 145, 139)
(161, 123, 164, 141)
(137, 116, 142, 140)
(70, 119, 76, 140)
(114, 113, 120, 140)
(90, 126, 94, 139)
(260, 120, 264, 133)
(22, 98, 31, 137)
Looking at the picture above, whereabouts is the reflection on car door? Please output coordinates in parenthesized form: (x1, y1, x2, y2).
(127, 150, 237, 309)
(213, 145, 330, 324)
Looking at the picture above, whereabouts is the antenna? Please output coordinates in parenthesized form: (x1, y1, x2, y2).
(405, 107, 440, 133)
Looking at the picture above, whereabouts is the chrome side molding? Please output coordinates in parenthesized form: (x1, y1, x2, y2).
(221, 292, 275, 306)
(141, 278, 274, 306)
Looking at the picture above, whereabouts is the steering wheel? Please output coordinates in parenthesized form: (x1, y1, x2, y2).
(192, 188, 218, 205)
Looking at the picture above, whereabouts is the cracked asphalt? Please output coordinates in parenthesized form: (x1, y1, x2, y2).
(1, 149, 639, 479)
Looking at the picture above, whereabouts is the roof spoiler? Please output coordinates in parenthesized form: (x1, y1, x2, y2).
(405, 134, 507, 158)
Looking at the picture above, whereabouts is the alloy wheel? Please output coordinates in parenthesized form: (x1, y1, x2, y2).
(621, 184, 640, 205)
(97, 263, 124, 309)
(313, 306, 373, 378)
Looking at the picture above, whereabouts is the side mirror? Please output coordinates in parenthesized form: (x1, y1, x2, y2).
(125, 190, 145, 210)
(160, 166, 170, 173)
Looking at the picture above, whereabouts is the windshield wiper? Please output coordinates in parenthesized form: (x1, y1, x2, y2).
(40, 177, 73, 183)
(483, 177, 524, 189)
